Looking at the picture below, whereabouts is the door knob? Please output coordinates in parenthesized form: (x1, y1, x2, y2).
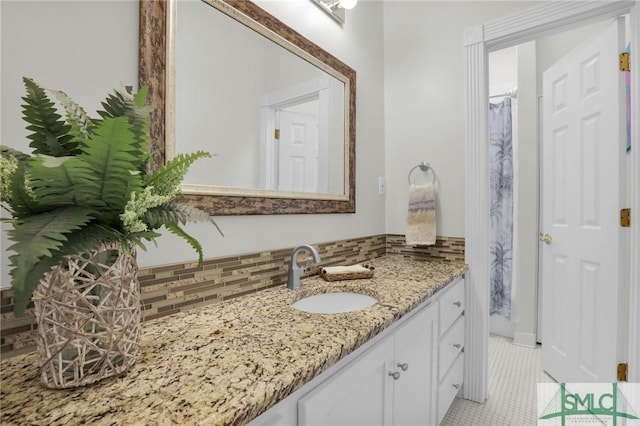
(539, 233, 553, 244)
(389, 371, 401, 380)
(397, 363, 409, 371)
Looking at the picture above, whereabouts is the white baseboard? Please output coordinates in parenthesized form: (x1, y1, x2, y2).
(513, 332, 537, 348)
(490, 314, 514, 339)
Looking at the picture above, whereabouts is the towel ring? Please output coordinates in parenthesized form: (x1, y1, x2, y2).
(408, 161, 436, 185)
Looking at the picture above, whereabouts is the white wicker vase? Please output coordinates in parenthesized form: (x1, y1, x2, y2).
(32, 241, 141, 389)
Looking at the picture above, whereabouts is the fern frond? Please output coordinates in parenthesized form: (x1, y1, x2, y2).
(47, 88, 94, 142)
(166, 224, 204, 266)
(4, 162, 39, 217)
(25, 118, 148, 220)
(11, 253, 64, 315)
(143, 202, 223, 268)
(72, 117, 145, 221)
(26, 155, 85, 209)
(144, 151, 211, 197)
(143, 202, 221, 235)
(96, 86, 152, 169)
(55, 223, 122, 258)
(125, 230, 162, 252)
(21, 78, 79, 157)
(97, 86, 132, 119)
(133, 85, 149, 109)
(7, 206, 95, 294)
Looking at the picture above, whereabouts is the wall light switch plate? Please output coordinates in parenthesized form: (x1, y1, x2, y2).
(378, 176, 386, 195)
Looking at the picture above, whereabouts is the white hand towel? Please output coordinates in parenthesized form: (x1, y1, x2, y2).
(405, 183, 436, 246)
(320, 264, 375, 281)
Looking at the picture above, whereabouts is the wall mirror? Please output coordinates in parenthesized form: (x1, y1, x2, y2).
(139, 0, 356, 215)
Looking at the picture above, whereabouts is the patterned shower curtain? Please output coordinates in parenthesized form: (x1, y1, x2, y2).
(489, 98, 513, 319)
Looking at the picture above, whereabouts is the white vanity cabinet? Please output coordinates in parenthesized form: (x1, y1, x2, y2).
(436, 278, 465, 424)
(249, 276, 465, 426)
(297, 300, 438, 426)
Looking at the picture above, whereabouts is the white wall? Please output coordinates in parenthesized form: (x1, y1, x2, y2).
(489, 46, 518, 91)
(0, 0, 386, 286)
(514, 40, 538, 347)
(382, 1, 542, 238)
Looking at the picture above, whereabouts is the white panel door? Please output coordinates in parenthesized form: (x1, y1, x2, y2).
(541, 18, 625, 383)
(278, 110, 319, 193)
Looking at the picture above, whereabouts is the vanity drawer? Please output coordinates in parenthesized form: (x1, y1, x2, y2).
(437, 353, 464, 425)
(439, 278, 465, 335)
(438, 315, 464, 381)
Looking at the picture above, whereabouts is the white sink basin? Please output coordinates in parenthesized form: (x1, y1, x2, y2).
(292, 292, 378, 314)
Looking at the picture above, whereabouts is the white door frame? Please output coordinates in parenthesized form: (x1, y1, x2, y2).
(463, 1, 639, 402)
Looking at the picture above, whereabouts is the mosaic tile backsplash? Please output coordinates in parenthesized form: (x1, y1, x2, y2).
(0, 234, 463, 358)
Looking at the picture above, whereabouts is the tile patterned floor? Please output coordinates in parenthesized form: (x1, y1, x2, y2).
(441, 334, 555, 426)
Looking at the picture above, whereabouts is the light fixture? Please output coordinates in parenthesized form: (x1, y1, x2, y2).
(338, 0, 357, 10)
(310, 0, 358, 24)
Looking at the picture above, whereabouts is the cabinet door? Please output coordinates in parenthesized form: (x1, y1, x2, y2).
(298, 336, 395, 426)
(393, 302, 438, 426)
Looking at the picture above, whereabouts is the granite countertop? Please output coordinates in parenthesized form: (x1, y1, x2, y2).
(0, 255, 467, 426)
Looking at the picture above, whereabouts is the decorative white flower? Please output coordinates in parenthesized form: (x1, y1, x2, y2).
(0, 156, 18, 205)
(121, 186, 172, 233)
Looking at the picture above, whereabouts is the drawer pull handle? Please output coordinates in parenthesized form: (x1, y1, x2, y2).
(389, 371, 401, 380)
(398, 363, 409, 371)
(453, 344, 462, 349)
(453, 301, 462, 307)
(452, 384, 461, 390)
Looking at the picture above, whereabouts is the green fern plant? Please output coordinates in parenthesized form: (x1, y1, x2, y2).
(1, 78, 221, 315)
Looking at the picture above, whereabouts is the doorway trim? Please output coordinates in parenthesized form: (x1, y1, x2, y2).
(463, 1, 639, 403)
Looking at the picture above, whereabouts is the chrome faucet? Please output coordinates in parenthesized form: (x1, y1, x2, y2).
(287, 244, 322, 290)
